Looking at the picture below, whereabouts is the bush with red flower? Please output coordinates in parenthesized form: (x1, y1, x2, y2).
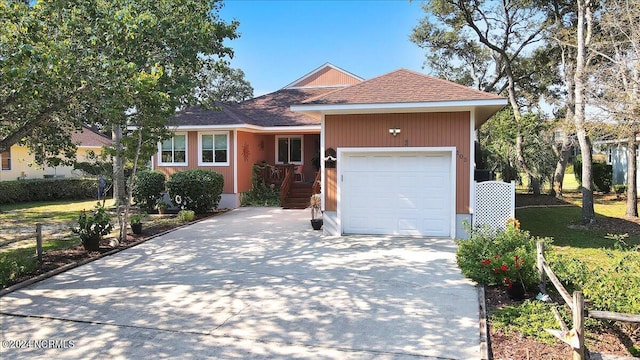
(456, 219, 551, 289)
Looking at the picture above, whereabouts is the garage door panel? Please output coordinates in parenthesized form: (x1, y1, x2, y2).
(342, 152, 453, 237)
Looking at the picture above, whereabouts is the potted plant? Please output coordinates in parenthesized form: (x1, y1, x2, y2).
(309, 193, 323, 230)
(71, 203, 113, 251)
(130, 212, 147, 235)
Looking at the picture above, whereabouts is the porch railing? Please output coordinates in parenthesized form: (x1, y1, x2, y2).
(279, 164, 295, 205)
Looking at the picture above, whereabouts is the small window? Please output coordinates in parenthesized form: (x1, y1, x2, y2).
(199, 132, 229, 166)
(159, 134, 187, 165)
(1, 150, 10, 170)
(276, 136, 303, 164)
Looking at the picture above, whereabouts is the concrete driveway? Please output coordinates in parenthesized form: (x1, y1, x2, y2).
(1, 207, 480, 359)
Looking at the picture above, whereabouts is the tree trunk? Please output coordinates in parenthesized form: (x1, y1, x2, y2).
(552, 135, 574, 198)
(112, 124, 126, 206)
(626, 134, 638, 217)
(574, 0, 596, 224)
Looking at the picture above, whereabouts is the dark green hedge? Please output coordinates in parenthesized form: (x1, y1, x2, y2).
(573, 159, 613, 193)
(132, 170, 166, 211)
(166, 169, 224, 214)
(0, 178, 98, 204)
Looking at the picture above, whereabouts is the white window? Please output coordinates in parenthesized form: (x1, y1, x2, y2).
(1, 150, 10, 170)
(276, 136, 303, 164)
(159, 134, 187, 166)
(198, 132, 229, 166)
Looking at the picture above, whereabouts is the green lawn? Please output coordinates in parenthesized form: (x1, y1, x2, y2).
(0, 199, 112, 224)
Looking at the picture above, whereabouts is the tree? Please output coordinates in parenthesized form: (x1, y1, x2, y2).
(411, 0, 554, 193)
(195, 65, 254, 106)
(573, 0, 597, 224)
(589, 0, 639, 217)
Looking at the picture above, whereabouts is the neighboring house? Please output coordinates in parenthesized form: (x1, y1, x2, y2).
(157, 63, 507, 238)
(0, 126, 111, 181)
(596, 136, 640, 191)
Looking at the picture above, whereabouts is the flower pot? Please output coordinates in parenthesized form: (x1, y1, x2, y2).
(506, 281, 526, 301)
(82, 236, 100, 251)
(131, 222, 142, 235)
(310, 219, 323, 230)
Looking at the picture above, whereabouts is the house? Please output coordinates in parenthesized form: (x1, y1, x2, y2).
(597, 136, 639, 191)
(156, 63, 507, 238)
(0, 126, 111, 181)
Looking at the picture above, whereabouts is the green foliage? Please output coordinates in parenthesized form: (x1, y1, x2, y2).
(0, 254, 32, 288)
(550, 250, 640, 314)
(132, 170, 166, 211)
(166, 170, 223, 214)
(613, 184, 627, 194)
(71, 203, 113, 243)
(1, 0, 239, 166)
(456, 222, 549, 288)
(0, 179, 97, 204)
(177, 210, 195, 222)
(241, 164, 280, 207)
(573, 158, 613, 193)
(490, 300, 566, 344)
(129, 212, 147, 224)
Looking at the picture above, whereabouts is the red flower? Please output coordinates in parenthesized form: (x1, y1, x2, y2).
(515, 262, 521, 269)
(504, 277, 511, 284)
(501, 265, 508, 272)
(494, 254, 501, 259)
(493, 268, 500, 274)
(481, 259, 492, 266)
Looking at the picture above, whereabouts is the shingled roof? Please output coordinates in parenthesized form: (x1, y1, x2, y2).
(303, 69, 503, 105)
(71, 126, 111, 147)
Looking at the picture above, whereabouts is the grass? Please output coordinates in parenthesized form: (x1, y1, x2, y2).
(0, 199, 112, 225)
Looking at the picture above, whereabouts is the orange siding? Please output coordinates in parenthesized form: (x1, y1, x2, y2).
(324, 112, 471, 213)
(236, 131, 273, 193)
(155, 131, 235, 194)
(293, 67, 361, 88)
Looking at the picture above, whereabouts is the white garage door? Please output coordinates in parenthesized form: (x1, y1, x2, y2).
(341, 151, 453, 237)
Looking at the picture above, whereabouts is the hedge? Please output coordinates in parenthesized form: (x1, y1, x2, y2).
(166, 169, 224, 214)
(0, 178, 98, 204)
(132, 170, 166, 211)
(573, 159, 612, 193)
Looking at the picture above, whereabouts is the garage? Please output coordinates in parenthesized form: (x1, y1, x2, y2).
(339, 149, 455, 237)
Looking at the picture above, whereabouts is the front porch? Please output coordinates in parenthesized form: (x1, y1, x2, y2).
(253, 162, 320, 209)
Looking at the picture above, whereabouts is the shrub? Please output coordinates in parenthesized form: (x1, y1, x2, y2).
(166, 170, 223, 214)
(613, 184, 627, 194)
(573, 158, 612, 193)
(491, 300, 567, 344)
(178, 210, 195, 222)
(132, 170, 166, 211)
(0, 179, 97, 204)
(456, 221, 551, 289)
(550, 249, 640, 314)
(241, 164, 279, 206)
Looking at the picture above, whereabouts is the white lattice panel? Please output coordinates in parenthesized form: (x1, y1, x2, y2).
(474, 181, 515, 232)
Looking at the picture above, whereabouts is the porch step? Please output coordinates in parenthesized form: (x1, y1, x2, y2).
(282, 182, 313, 209)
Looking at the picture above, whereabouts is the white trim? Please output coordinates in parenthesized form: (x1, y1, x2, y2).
(275, 135, 304, 165)
(233, 130, 238, 194)
(469, 113, 475, 215)
(160, 124, 320, 133)
(336, 147, 457, 238)
(197, 131, 230, 167)
(157, 133, 188, 167)
(320, 114, 326, 211)
(291, 99, 508, 114)
(282, 63, 364, 89)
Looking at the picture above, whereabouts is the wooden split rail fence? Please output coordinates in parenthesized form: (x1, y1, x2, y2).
(536, 241, 640, 360)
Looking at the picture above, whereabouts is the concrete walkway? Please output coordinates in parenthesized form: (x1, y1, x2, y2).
(0, 207, 480, 359)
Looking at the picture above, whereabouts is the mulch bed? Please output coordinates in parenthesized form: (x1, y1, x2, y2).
(486, 286, 637, 359)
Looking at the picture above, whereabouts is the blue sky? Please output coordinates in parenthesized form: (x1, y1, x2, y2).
(219, 0, 427, 96)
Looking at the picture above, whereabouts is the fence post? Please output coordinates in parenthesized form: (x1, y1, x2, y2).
(35, 223, 43, 264)
(573, 291, 585, 360)
(537, 241, 546, 294)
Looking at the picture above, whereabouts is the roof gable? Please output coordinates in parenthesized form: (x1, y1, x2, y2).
(303, 68, 503, 105)
(283, 63, 363, 89)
